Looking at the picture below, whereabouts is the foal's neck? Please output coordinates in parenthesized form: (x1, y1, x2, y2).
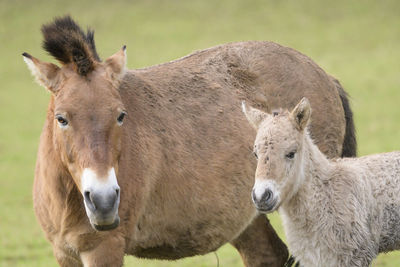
(304, 134, 331, 178)
(286, 132, 332, 208)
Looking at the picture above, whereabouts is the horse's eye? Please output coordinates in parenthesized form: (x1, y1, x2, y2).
(55, 115, 68, 127)
(286, 151, 296, 159)
(117, 112, 126, 125)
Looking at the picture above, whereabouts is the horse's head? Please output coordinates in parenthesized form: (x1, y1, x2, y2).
(23, 16, 127, 231)
(242, 98, 311, 213)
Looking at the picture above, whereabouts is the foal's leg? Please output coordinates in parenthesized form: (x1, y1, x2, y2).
(80, 234, 125, 267)
(231, 215, 288, 267)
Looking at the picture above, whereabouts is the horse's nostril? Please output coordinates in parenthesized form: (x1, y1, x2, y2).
(84, 190, 97, 211)
(84, 190, 90, 201)
(262, 189, 273, 202)
(115, 188, 120, 197)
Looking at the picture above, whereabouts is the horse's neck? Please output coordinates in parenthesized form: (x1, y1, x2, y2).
(304, 134, 331, 181)
(278, 134, 333, 255)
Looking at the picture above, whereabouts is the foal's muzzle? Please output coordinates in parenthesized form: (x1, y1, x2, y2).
(252, 187, 278, 213)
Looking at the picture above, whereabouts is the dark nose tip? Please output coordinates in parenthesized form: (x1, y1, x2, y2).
(84, 188, 120, 214)
(252, 188, 273, 204)
(261, 189, 273, 203)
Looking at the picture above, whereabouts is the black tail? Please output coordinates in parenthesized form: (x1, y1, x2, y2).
(332, 77, 357, 157)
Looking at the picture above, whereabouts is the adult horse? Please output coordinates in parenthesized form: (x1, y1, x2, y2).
(23, 16, 356, 266)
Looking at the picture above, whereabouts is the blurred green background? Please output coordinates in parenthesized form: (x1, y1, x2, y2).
(0, 0, 399, 266)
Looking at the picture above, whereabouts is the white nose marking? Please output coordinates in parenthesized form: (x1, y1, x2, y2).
(81, 167, 119, 194)
(253, 179, 277, 201)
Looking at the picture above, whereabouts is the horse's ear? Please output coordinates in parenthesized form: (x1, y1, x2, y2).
(290, 97, 311, 131)
(241, 101, 268, 129)
(105, 45, 127, 83)
(22, 53, 61, 93)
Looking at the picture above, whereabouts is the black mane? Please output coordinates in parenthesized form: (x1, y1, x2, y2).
(41, 16, 101, 75)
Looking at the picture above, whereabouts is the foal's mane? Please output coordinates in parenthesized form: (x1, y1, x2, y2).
(41, 16, 101, 75)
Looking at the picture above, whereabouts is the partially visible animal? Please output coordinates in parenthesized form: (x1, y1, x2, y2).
(23, 16, 356, 266)
(243, 98, 400, 266)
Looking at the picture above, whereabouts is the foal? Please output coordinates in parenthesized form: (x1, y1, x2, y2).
(242, 98, 400, 266)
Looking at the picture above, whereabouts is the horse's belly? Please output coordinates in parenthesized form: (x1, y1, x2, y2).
(128, 201, 257, 259)
(125, 115, 258, 259)
(129, 231, 226, 260)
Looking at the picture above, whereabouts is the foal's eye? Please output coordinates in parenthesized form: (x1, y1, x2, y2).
(117, 112, 126, 125)
(55, 115, 68, 127)
(286, 151, 296, 159)
(253, 151, 258, 159)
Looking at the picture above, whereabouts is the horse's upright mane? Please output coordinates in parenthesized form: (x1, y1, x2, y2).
(41, 16, 101, 75)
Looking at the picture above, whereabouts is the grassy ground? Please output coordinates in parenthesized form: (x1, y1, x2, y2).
(0, 0, 399, 266)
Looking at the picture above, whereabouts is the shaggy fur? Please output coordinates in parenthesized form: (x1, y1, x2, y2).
(24, 16, 356, 267)
(244, 99, 400, 267)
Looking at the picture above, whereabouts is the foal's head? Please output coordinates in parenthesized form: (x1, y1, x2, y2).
(23, 16, 127, 231)
(242, 98, 311, 213)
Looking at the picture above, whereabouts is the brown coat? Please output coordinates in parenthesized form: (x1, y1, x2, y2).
(25, 17, 355, 267)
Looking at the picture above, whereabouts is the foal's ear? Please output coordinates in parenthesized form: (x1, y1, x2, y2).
(241, 101, 268, 129)
(105, 45, 127, 83)
(290, 97, 311, 131)
(22, 53, 61, 93)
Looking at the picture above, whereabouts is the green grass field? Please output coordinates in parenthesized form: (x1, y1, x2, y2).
(0, 0, 399, 266)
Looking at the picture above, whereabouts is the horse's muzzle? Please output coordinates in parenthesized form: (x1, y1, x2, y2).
(252, 188, 278, 213)
(84, 188, 120, 231)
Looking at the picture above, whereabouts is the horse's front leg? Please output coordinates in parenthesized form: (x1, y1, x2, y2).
(53, 245, 83, 267)
(80, 234, 125, 267)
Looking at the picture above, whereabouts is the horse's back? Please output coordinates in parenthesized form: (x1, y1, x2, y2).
(336, 152, 400, 253)
(128, 41, 346, 157)
(361, 152, 400, 253)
